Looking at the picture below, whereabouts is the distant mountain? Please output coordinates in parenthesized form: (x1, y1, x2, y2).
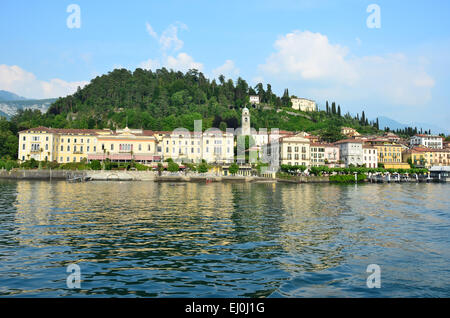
(0, 99, 56, 119)
(378, 116, 449, 135)
(0, 90, 28, 101)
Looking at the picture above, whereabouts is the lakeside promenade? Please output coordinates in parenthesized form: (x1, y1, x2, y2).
(0, 169, 440, 183)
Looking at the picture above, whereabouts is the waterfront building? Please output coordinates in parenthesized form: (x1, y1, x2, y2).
(202, 129, 234, 164)
(410, 134, 443, 149)
(323, 144, 341, 166)
(18, 126, 102, 163)
(362, 145, 378, 168)
(279, 134, 311, 167)
(403, 147, 450, 168)
(374, 143, 403, 164)
(88, 127, 159, 164)
(310, 143, 325, 167)
(290, 98, 316, 112)
(335, 139, 364, 167)
(429, 166, 450, 182)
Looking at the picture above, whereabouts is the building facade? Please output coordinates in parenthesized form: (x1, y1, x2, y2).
(403, 147, 450, 168)
(290, 98, 316, 112)
(249, 95, 260, 105)
(335, 139, 364, 167)
(279, 134, 311, 167)
(410, 134, 443, 149)
(362, 145, 378, 168)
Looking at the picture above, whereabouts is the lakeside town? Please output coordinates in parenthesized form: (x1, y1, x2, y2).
(10, 96, 450, 183)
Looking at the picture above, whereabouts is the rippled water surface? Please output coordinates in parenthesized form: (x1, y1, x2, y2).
(0, 180, 449, 297)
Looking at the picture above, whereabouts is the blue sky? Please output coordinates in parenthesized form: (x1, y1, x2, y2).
(1, 0, 449, 130)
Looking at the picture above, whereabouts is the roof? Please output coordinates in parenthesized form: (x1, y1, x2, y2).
(19, 126, 104, 135)
(429, 166, 450, 172)
(334, 139, 364, 144)
(414, 134, 444, 139)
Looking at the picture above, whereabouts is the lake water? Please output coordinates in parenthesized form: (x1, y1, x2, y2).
(0, 180, 449, 297)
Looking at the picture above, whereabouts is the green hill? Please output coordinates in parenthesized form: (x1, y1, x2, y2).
(2, 67, 384, 159)
(20, 68, 380, 134)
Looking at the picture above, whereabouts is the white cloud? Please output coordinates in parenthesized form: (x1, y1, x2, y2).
(145, 22, 158, 40)
(258, 30, 435, 106)
(139, 53, 203, 73)
(260, 30, 358, 84)
(0, 64, 88, 99)
(167, 53, 203, 72)
(139, 58, 161, 71)
(145, 22, 187, 52)
(141, 22, 201, 73)
(212, 60, 240, 79)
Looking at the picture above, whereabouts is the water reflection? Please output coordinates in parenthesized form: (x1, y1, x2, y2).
(0, 180, 449, 297)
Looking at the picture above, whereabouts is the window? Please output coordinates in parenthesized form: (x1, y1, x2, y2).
(46, 136, 49, 141)
(148, 144, 151, 151)
(22, 156, 25, 161)
(87, 146, 90, 152)
(68, 139, 70, 143)
(22, 144, 25, 150)
(111, 144, 114, 151)
(139, 144, 142, 151)
(74, 145, 77, 152)
(94, 146, 96, 152)
(23, 136, 26, 141)
(67, 146, 70, 151)
(32, 136, 40, 141)
(67, 157, 69, 162)
(74, 139, 77, 143)
(45, 144, 48, 150)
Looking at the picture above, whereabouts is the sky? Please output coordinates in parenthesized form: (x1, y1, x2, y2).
(1, 0, 449, 130)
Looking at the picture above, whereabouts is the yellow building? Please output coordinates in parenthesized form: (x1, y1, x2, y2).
(403, 147, 450, 168)
(18, 127, 101, 163)
(18, 126, 159, 164)
(364, 139, 403, 164)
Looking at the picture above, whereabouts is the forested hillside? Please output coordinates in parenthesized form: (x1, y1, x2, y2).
(3, 67, 384, 159)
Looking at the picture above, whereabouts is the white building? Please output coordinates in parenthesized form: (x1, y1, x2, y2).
(363, 145, 378, 168)
(291, 98, 316, 112)
(249, 95, 260, 105)
(335, 139, 364, 167)
(410, 134, 443, 149)
(162, 129, 234, 164)
(279, 134, 311, 167)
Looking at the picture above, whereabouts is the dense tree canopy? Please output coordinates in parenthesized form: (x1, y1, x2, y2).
(1, 68, 383, 159)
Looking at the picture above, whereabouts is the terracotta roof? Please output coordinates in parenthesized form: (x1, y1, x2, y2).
(334, 139, 364, 144)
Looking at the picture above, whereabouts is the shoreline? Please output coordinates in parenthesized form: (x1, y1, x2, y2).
(0, 169, 442, 184)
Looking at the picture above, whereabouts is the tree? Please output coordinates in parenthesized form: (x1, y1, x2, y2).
(229, 163, 239, 175)
(281, 88, 291, 107)
(168, 161, 179, 172)
(197, 162, 209, 173)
